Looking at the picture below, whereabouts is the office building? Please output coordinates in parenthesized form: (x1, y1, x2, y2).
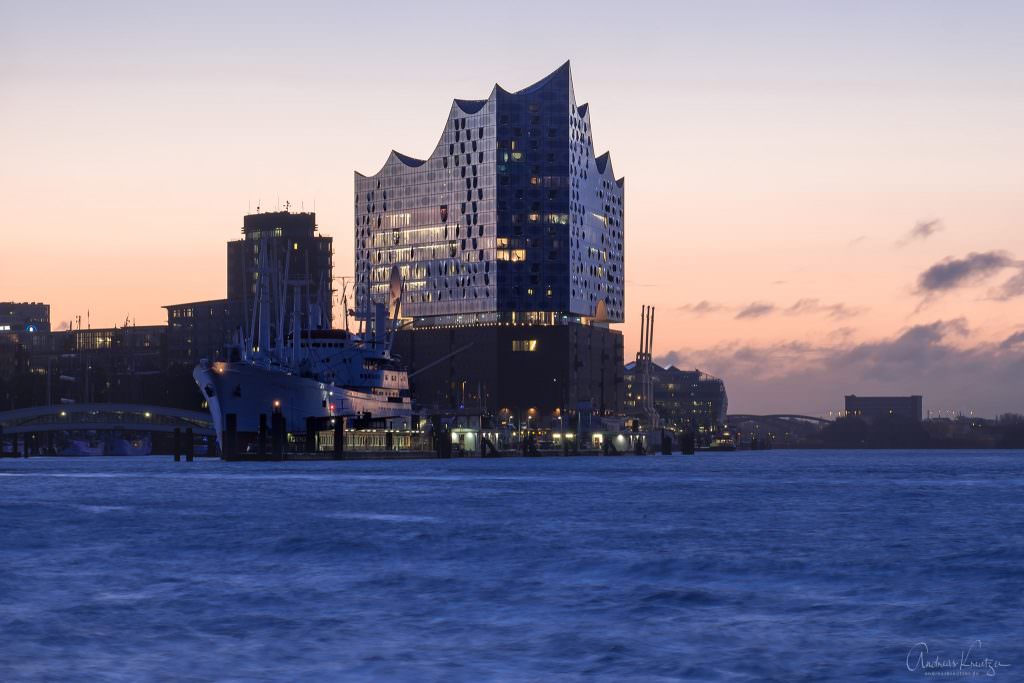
(1, 302, 50, 337)
(163, 298, 244, 367)
(165, 210, 333, 367)
(227, 211, 334, 329)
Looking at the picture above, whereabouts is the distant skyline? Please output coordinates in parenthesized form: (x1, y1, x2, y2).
(3, 1, 1023, 416)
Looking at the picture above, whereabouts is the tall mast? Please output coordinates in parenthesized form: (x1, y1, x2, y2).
(292, 285, 301, 367)
(257, 240, 271, 356)
(276, 247, 290, 360)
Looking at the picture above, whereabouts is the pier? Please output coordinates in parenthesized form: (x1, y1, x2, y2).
(216, 412, 668, 461)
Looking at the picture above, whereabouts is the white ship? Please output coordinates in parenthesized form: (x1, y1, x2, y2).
(194, 241, 412, 448)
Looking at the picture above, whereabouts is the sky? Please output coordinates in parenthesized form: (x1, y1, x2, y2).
(3, 1, 1023, 416)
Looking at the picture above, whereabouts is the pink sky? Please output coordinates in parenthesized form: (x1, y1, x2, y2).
(3, 1, 1023, 415)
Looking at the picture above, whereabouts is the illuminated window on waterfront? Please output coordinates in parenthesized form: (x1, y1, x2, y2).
(512, 339, 538, 352)
(497, 249, 526, 262)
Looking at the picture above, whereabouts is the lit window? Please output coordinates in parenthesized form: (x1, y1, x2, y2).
(512, 339, 538, 352)
(497, 249, 526, 262)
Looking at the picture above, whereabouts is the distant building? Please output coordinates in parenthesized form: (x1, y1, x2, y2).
(625, 361, 728, 434)
(0, 302, 50, 336)
(0, 303, 52, 408)
(49, 326, 168, 403)
(227, 211, 334, 331)
(163, 298, 244, 368)
(0, 322, 171, 409)
(58, 325, 164, 355)
(844, 395, 922, 423)
(164, 210, 332, 368)
(358, 62, 625, 415)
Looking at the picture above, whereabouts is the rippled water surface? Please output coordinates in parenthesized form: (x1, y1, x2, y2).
(1, 451, 1021, 682)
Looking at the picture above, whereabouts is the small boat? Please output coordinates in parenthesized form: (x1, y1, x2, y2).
(703, 431, 737, 452)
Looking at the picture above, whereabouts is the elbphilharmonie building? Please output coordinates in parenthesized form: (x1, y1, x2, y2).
(355, 62, 624, 415)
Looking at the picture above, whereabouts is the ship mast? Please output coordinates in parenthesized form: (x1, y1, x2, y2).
(257, 239, 271, 357)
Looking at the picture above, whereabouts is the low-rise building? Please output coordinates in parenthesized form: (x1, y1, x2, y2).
(844, 395, 923, 423)
(625, 361, 728, 435)
(163, 298, 244, 368)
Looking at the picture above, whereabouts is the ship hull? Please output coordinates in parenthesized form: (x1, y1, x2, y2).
(194, 362, 411, 447)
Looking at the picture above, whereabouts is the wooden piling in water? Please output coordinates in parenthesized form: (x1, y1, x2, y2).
(271, 413, 284, 458)
(305, 417, 316, 453)
(333, 417, 345, 459)
(225, 413, 237, 459)
(258, 414, 267, 456)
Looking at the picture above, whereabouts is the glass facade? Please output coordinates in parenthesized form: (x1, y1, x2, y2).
(355, 62, 624, 325)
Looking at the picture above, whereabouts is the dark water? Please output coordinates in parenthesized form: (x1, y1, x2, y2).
(1, 451, 1021, 682)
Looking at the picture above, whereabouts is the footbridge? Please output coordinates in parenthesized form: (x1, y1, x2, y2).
(728, 414, 832, 426)
(0, 403, 214, 436)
